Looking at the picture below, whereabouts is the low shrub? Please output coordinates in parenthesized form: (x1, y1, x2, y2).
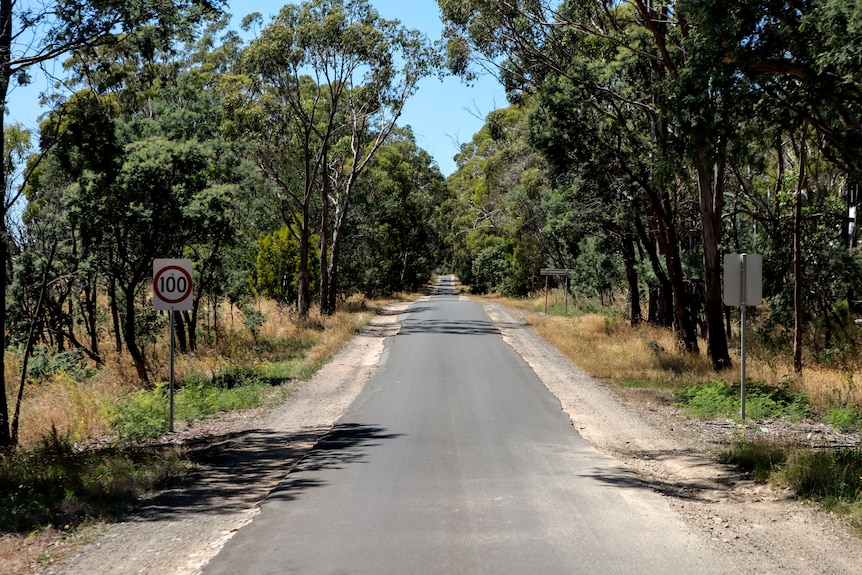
(0, 428, 190, 533)
(109, 371, 268, 440)
(825, 407, 862, 431)
(675, 379, 810, 421)
(779, 449, 862, 503)
(718, 439, 788, 482)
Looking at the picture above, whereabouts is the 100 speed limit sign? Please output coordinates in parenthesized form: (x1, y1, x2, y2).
(153, 259, 193, 311)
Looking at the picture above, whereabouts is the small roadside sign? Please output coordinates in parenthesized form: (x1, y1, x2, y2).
(153, 259, 193, 311)
(723, 253, 762, 306)
(153, 258, 193, 434)
(723, 253, 763, 421)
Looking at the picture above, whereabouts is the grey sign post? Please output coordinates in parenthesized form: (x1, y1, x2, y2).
(723, 253, 763, 421)
(153, 259, 194, 432)
(541, 269, 571, 314)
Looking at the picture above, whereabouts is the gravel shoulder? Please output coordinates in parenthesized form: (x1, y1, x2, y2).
(482, 301, 862, 575)
(46, 298, 862, 575)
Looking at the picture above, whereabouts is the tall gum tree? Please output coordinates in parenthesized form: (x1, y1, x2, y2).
(0, 0, 223, 449)
(239, 0, 439, 316)
(439, 0, 735, 367)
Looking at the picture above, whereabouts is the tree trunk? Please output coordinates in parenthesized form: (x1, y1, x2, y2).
(695, 152, 732, 371)
(794, 134, 806, 374)
(621, 232, 642, 325)
(83, 276, 100, 357)
(109, 273, 123, 353)
(319, 173, 332, 316)
(646, 188, 699, 352)
(325, 223, 342, 315)
(325, 184, 353, 315)
(297, 206, 311, 318)
(634, 216, 673, 326)
(0, 0, 13, 448)
(183, 309, 196, 352)
(173, 310, 187, 353)
(121, 287, 149, 383)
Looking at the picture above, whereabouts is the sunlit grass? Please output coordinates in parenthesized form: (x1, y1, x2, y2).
(485, 290, 862, 416)
(0, 293, 401, 558)
(4, 295, 387, 451)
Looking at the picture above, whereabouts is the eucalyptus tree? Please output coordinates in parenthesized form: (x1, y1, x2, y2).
(445, 104, 553, 296)
(239, 0, 439, 316)
(339, 128, 449, 295)
(28, 13, 247, 380)
(0, 0, 223, 448)
(681, 0, 862, 373)
(440, 0, 744, 367)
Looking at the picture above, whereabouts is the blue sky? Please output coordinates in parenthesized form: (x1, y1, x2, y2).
(6, 0, 505, 177)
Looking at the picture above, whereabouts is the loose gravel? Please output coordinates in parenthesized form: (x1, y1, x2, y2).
(44, 298, 862, 575)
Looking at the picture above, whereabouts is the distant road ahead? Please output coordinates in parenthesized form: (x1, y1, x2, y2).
(204, 276, 733, 574)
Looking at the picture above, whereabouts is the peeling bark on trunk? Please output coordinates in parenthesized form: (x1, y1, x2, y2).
(695, 152, 732, 371)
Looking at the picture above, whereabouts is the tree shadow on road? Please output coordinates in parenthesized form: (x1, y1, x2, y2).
(134, 423, 403, 520)
(582, 448, 743, 503)
(265, 423, 403, 503)
(132, 427, 330, 522)
(397, 319, 501, 336)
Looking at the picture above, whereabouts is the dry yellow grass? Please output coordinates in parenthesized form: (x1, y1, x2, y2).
(4, 296, 388, 450)
(528, 313, 715, 386)
(490, 291, 862, 414)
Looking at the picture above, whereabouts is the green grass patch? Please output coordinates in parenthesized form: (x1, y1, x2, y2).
(109, 369, 271, 440)
(825, 407, 862, 431)
(675, 379, 810, 421)
(0, 429, 191, 533)
(718, 439, 789, 482)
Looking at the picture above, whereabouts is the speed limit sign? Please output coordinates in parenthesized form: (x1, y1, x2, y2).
(153, 259, 193, 311)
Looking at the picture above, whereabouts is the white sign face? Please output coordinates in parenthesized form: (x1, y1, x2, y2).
(153, 259, 194, 311)
(723, 253, 763, 306)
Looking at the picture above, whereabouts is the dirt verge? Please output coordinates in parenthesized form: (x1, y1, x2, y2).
(481, 301, 862, 575)
(41, 298, 862, 575)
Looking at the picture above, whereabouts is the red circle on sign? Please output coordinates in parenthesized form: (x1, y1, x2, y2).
(154, 265, 193, 304)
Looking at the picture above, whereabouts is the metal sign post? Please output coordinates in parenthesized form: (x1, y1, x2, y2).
(153, 259, 194, 432)
(723, 253, 762, 421)
(540, 269, 571, 314)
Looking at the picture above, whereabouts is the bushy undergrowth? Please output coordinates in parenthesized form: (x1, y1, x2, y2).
(780, 449, 862, 501)
(825, 407, 862, 431)
(675, 379, 810, 421)
(0, 429, 191, 533)
(718, 440, 789, 482)
(109, 368, 272, 440)
(0, 298, 382, 555)
(720, 441, 862, 530)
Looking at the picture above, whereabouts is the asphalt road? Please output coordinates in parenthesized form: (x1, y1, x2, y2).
(203, 277, 734, 575)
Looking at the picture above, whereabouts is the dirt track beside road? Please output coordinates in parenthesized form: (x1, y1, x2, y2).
(45, 298, 862, 575)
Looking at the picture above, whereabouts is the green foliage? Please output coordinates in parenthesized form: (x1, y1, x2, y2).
(109, 383, 173, 440)
(0, 428, 191, 532)
(24, 346, 96, 382)
(471, 241, 508, 294)
(109, 371, 269, 440)
(676, 380, 810, 420)
(240, 305, 267, 340)
(444, 103, 551, 297)
(825, 407, 862, 431)
(339, 131, 450, 296)
(254, 227, 320, 307)
(779, 450, 862, 503)
(571, 236, 626, 303)
(718, 440, 788, 482)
